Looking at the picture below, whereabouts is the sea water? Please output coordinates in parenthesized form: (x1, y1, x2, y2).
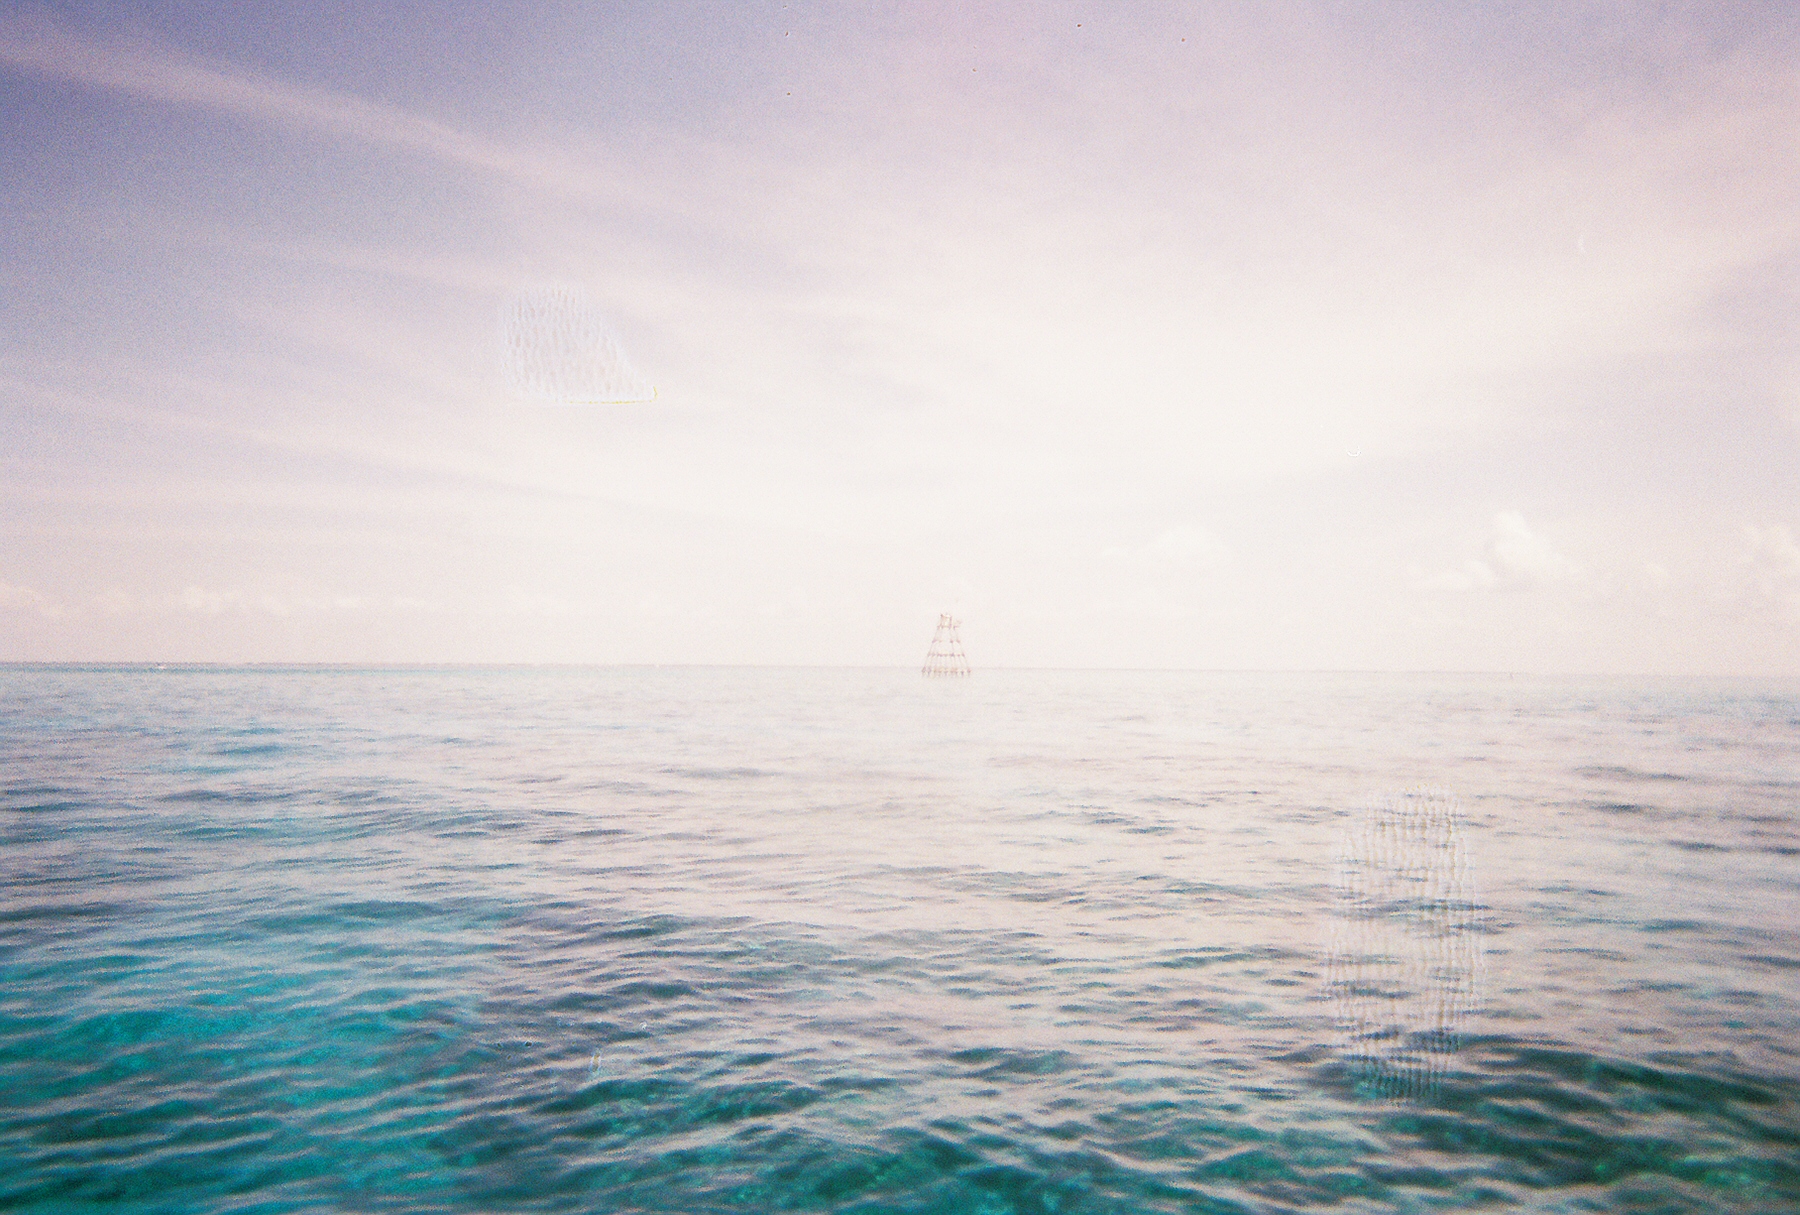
(1, 666, 1796, 1213)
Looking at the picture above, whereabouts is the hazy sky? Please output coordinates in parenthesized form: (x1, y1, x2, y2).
(3, 1, 1798, 670)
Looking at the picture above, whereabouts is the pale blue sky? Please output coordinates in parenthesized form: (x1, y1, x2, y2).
(2, 2, 1798, 670)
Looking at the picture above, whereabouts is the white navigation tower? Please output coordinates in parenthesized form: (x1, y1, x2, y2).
(921, 614, 971, 677)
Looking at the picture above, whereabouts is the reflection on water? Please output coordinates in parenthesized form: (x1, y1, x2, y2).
(0, 667, 1796, 1212)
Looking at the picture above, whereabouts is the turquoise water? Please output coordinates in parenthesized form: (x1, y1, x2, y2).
(1, 666, 1796, 1213)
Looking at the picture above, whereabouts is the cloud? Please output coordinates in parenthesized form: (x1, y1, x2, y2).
(501, 588, 576, 616)
(1413, 559, 1499, 594)
(1744, 523, 1800, 575)
(1413, 511, 1583, 593)
(1740, 523, 1800, 617)
(1487, 511, 1582, 584)
(175, 587, 368, 616)
(1102, 526, 1231, 571)
(178, 588, 246, 615)
(0, 18, 640, 201)
(0, 580, 57, 617)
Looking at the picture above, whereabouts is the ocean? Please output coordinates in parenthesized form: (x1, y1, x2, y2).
(1, 666, 1796, 1213)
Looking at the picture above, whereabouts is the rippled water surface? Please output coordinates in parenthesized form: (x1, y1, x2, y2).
(2, 666, 1797, 1213)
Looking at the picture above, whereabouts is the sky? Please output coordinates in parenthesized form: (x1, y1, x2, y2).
(2, 0, 1798, 671)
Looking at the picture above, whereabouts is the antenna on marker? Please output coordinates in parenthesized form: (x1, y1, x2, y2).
(921, 613, 971, 677)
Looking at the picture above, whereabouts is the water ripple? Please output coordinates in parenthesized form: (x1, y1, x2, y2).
(0, 666, 1795, 1212)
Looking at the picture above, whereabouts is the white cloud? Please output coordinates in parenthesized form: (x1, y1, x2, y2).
(178, 586, 236, 615)
(1745, 523, 1800, 574)
(1488, 511, 1582, 584)
(1413, 511, 1583, 593)
(1741, 524, 1800, 618)
(0, 580, 57, 617)
(500, 588, 576, 616)
(1101, 526, 1231, 571)
(174, 587, 369, 616)
(1413, 559, 1499, 593)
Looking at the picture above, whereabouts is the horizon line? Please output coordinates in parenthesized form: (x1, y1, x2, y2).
(2, 661, 1795, 680)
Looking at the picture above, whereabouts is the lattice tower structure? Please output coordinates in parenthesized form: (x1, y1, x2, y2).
(921, 614, 971, 677)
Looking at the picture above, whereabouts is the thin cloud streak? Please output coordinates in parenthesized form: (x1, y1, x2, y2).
(0, 17, 648, 203)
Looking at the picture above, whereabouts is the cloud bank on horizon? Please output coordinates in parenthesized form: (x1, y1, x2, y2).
(1, 1, 1796, 671)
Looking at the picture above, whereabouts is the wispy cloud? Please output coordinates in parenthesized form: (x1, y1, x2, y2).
(1102, 526, 1230, 572)
(166, 587, 423, 617)
(0, 579, 57, 617)
(0, 16, 643, 201)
